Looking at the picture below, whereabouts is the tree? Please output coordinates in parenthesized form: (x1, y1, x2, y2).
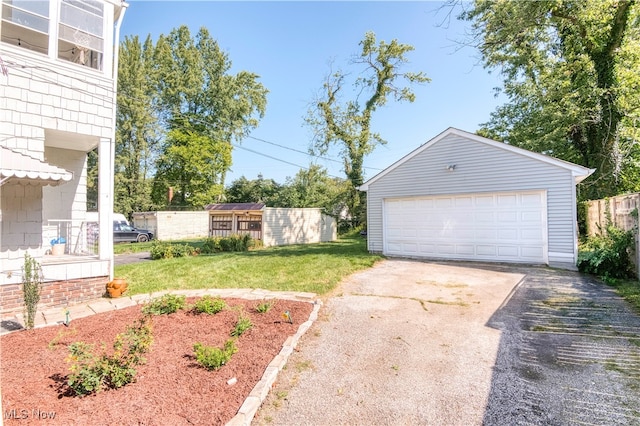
(225, 174, 281, 206)
(276, 165, 349, 217)
(115, 35, 159, 217)
(153, 121, 232, 208)
(306, 31, 430, 226)
(462, 0, 640, 199)
(151, 26, 268, 208)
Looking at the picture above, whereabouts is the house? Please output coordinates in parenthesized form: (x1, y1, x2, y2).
(132, 203, 337, 247)
(358, 128, 594, 269)
(0, 0, 128, 315)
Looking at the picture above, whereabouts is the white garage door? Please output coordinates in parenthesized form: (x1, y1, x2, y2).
(384, 191, 548, 263)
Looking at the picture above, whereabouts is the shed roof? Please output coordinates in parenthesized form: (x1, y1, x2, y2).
(0, 146, 73, 186)
(205, 203, 265, 212)
(358, 127, 595, 191)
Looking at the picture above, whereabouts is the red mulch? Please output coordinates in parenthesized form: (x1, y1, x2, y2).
(1, 298, 312, 425)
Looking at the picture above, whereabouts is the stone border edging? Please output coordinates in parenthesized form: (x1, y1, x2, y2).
(226, 298, 322, 426)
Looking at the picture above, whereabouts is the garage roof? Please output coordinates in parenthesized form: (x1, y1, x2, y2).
(0, 146, 73, 186)
(358, 127, 595, 191)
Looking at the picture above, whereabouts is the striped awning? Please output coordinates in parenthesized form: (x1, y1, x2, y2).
(0, 146, 73, 186)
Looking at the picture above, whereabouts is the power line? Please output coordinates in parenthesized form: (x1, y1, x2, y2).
(231, 142, 345, 180)
(246, 135, 383, 171)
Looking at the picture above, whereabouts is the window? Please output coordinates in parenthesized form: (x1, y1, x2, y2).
(212, 221, 232, 231)
(1, 0, 108, 72)
(1, 0, 50, 54)
(58, 0, 104, 70)
(238, 220, 261, 231)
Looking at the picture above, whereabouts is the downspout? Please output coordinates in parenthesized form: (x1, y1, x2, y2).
(108, 1, 128, 280)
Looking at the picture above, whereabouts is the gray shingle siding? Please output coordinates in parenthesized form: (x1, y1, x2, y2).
(365, 133, 580, 263)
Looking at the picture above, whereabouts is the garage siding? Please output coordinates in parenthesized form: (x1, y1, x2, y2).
(365, 134, 577, 263)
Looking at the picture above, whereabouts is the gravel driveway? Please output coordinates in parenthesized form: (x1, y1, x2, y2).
(253, 259, 640, 425)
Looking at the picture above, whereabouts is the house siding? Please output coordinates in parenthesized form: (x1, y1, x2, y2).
(0, 47, 115, 274)
(366, 134, 578, 264)
(263, 208, 336, 247)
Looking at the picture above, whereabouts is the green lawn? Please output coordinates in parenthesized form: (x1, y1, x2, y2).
(114, 235, 382, 296)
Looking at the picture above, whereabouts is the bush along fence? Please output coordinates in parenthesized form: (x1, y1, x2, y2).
(584, 193, 640, 280)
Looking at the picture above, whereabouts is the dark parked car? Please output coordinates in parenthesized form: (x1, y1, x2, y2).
(113, 222, 154, 243)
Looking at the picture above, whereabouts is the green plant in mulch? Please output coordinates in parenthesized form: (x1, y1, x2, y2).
(231, 314, 253, 337)
(66, 316, 153, 396)
(141, 294, 186, 315)
(191, 295, 227, 315)
(255, 300, 273, 313)
(192, 339, 238, 371)
(22, 253, 43, 330)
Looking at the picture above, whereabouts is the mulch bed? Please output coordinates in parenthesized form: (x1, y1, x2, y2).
(1, 297, 312, 425)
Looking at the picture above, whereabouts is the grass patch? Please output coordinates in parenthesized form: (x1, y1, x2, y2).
(114, 235, 381, 295)
(606, 278, 640, 313)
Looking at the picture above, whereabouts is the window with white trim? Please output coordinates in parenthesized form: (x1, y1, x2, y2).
(58, 0, 104, 70)
(1, 0, 50, 54)
(1, 0, 106, 71)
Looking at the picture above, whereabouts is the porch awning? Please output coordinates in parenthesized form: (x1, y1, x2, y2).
(0, 146, 73, 186)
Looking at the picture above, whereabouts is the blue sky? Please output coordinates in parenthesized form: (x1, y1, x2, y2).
(120, 1, 505, 184)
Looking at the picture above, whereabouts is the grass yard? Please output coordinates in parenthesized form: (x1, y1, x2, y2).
(114, 234, 382, 295)
(607, 278, 640, 313)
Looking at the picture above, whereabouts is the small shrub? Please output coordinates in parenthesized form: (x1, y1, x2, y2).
(22, 253, 43, 329)
(142, 294, 186, 315)
(201, 237, 222, 254)
(66, 316, 153, 396)
(150, 241, 197, 259)
(255, 301, 272, 313)
(577, 225, 635, 280)
(192, 295, 227, 315)
(48, 326, 78, 350)
(231, 314, 253, 337)
(219, 234, 254, 252)
(193, 339, 238, 370)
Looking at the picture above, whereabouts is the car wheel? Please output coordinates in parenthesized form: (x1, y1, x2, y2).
(137, 234, 149, 243)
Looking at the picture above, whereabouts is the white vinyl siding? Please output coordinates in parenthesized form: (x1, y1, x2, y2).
(365, 133, 579, 265)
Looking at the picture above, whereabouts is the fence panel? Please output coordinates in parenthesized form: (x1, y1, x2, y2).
(586, 193, 639, 279)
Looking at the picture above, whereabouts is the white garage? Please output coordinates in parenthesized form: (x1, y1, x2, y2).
(359, 128, 594, 269)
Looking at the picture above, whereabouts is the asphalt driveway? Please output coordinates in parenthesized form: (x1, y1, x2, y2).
(253, 259, 640, 425)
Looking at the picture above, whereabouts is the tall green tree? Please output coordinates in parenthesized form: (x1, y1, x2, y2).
(115, 35, 159, 217)
(306, 31, 430, 226)
(152, 26, 268, 208)
(463, 0, 640, 199)
(276, 165, 349, 217)
(225, 174, 281, 206)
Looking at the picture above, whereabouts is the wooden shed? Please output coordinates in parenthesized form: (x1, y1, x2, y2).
(205, 203, 265, 240)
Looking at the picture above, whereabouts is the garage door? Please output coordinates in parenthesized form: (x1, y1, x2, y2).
(384, 191, 547, 263)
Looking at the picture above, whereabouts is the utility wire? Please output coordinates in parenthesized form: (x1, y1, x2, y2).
(231, 143, 345, 180)
(245, 135, 383, 171)
(4, 54, 383, 178)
